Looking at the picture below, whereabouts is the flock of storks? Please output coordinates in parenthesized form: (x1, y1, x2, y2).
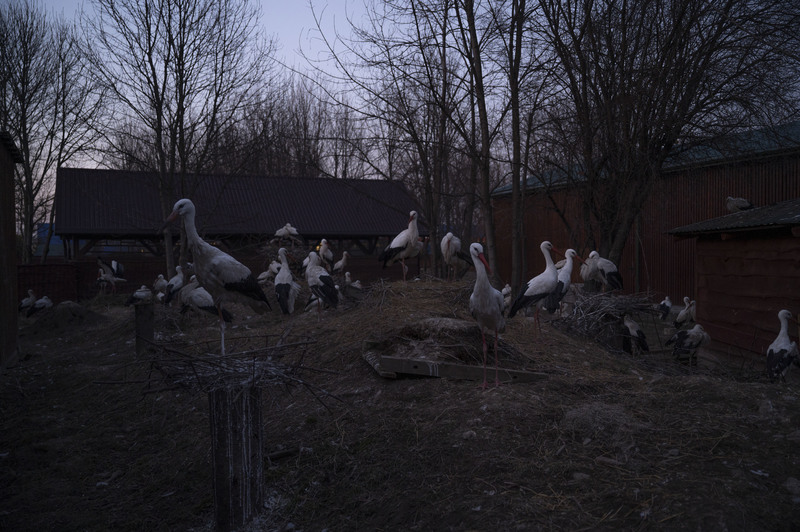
(19, 198, 798, 386)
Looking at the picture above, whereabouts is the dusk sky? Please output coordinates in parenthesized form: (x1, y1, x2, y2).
(45, 0, 366, 70)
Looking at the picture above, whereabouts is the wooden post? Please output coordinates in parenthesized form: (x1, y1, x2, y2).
(208, 386, 264, 531)
(1, 132, 23, 371)
(134, 301, 154, 357)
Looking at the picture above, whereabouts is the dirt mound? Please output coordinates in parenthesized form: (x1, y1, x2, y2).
(2, 278, 799, 531)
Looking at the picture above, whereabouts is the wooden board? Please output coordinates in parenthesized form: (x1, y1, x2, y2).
(378, 355, 548, 384)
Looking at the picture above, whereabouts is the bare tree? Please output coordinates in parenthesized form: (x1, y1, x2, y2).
(536, 0, 800, 264)
(86, 0, 275, 274)
(0, 1, 102, 264)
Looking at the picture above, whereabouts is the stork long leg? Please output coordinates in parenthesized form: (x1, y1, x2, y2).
(481, 327, 488, 390)
(494, 329, 500, 387)
(217, 305, 227, 356)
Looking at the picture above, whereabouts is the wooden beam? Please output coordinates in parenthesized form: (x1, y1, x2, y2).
(378, 355, 548, 384)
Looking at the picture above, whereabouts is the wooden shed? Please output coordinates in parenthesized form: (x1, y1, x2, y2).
(1, 131, 23, 370)
(491, 122, 800, 304)
(669, 198, 800, 359)
(28, 168, 427, 301)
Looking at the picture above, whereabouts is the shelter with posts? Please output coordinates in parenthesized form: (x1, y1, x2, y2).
(25, 168, 425, 301)
(669, 197, 800, 359)
(492, 122, 800, 318)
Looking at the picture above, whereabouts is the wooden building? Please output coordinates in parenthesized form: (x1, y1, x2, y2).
(668, 198, 800, 359)
(492, 123, 800, 308)
(27, 168, 425, 301)
(1, 132, 23, 370)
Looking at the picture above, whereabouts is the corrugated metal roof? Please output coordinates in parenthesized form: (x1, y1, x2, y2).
(669, 197, 800, 236)
(492, 121, 800, 198)
(665, 121, 800, 170)
(54, 168, 425, 238)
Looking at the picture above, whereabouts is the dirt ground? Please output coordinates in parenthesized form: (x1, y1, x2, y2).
(2, 276, 800, 531)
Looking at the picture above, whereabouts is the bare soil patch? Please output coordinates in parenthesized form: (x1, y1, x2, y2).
(2, 279, 799, 531)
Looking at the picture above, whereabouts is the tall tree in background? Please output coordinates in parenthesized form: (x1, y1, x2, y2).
(86, 0, 275, 275)
(536, 0, 800, 263)
(0, 1, 102, 264)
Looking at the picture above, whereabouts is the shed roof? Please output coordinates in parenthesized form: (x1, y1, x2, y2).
(492, 121, 800, 198)
(669, 197, 800, 236)
(54, 168, 424, 239)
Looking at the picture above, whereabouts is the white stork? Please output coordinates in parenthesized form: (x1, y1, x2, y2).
(508, 241, 559, 331)
(163, 265, 185, 305)
(274, 223, 300, 239)
(766, 309, 799, 383)
(726, 196, 755, 213)
(124, 285, 152, 306)
(441, 232, 472, 281)
(257, 261, 281, 287)
(658, 296, 672, 321)
(153, 274, 168, 295)
(275, 248, 301, 315)
(164, 199, 271, 356)
(580, 251, 623, 291)
(545, 248, 577, 314)
(674, 297, 695, 329)
(666, 323, 710, 365)
(318, 239, 335, 270)
(180, 282, 233, 322)
(333, 251, 350, 275)
(501, 284, 512, 314)
(19, 289, 36, 313)
(305, 251, 338, 312)
(97, 268, 126, 294)
(378, 210, 419, 281)
(98, 257, 125, 279)
(26, 295, 52, 317)
(622, 314, 649, 355)
(344, 271, 363, 290)
(469, 242, 506, 389)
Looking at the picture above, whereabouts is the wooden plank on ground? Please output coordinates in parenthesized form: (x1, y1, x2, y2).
(378, 355, 547, 384)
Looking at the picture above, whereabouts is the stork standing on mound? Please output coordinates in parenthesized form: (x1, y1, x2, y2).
(163, 199, 271, 356)
(508, 241, 559, 332)
(622, 314, 649, 355)
(580, 251, 623, 291)
(674, 297, 695, 329)
(545, 248, 577, 314)
(666, 323, 710, 365)
(658, 296, 672, 321)
(469, 243, 506, 389)
(441, 232, 472, 281)
(19, 289, 36, 313)
(305, 251, 338, 313)
(766, 309, 799, 383)
(378, 210, 419, 281)
(275, 248, 301, 315)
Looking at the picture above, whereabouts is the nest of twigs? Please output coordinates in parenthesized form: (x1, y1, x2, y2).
(144, 330, 317, 393)
(552, 288, 658, 353)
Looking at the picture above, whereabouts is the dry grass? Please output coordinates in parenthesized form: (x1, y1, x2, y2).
(2, 277, 800, 531)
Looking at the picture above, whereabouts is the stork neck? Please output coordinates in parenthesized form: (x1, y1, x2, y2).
(182, 210, 202, 245)
(543, 247, 555, 269)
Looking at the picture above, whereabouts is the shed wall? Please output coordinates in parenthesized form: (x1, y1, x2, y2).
(493, 154, 800, 304)
(695, 232, 800, 358)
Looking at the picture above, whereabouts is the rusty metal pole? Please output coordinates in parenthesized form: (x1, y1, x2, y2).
(134, 301, 154, 357)
(208, 386, 264, 531)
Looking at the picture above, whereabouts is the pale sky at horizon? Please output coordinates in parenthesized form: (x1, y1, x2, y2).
(44, 0, 365, 71)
